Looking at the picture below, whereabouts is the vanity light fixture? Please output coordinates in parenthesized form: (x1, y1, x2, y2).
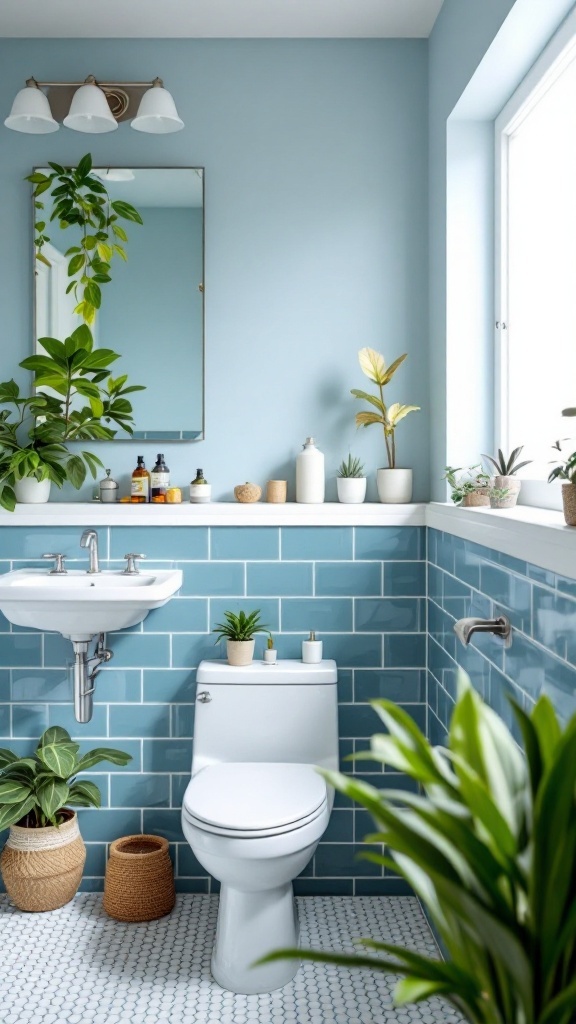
(4, 76, 184, 135)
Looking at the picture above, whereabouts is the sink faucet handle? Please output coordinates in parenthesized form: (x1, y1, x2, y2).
(122, 553, 146, 575)
(42, 552, 67, 574)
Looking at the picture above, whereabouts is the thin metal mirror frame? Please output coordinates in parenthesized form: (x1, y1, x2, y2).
(32, 165, 206, 443)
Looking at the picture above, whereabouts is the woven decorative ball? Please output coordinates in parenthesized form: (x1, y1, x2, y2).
(234, 482, 262, 503)
(103, 834, 175, 922)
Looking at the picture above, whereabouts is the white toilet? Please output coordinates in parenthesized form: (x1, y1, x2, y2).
(181, 658, 338, 994)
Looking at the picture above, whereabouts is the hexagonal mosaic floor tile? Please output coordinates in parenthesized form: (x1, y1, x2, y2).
(0, 895, 464, 1023)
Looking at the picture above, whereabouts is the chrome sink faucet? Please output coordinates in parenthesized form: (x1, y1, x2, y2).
(80, 529, 100, 574)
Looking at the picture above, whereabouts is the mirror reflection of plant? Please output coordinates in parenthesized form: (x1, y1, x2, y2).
(351, 348, 419, 469)
(0, 324, 145, 511)
(27, 153, 143, 326)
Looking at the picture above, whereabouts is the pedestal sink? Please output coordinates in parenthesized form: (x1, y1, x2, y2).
(0, 567, 183, 721)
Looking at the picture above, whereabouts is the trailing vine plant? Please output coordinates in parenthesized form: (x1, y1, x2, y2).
(27, 153, 143, 326)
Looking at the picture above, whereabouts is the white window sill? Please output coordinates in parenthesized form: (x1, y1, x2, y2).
(427, 502, 576, 578)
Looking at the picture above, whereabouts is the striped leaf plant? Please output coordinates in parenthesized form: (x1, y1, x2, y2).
(0, 727, 131, 829)
(263, 672, 576, 1024)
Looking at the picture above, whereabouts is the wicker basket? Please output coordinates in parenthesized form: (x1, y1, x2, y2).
(103, 834, 175, 922)
(562, 484, 576, 526)
(0, 810, 85, 912)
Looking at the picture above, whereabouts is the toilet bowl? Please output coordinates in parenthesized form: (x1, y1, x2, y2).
(182, 762, 330, 993)
(181, 659, 339, 994)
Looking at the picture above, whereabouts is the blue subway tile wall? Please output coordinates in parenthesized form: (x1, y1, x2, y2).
(428, 529, 576, 744)
(0, 524, 426, 896)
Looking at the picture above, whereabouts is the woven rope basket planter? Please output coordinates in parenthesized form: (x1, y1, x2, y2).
(103, 834, 175, 922)
(0, 810, 85, 912)
(562, 483, 576, 526)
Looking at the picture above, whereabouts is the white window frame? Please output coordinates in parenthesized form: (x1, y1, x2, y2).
(495, 6, 576, 510)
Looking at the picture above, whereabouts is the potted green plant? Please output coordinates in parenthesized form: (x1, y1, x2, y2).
(488, 484, 513, 509)
(0, 324, 144, 510)
(0, 726, 131, 911)
(482, 446, 532, 508)
(548, 441, 576, 525)
(351, 347, 419, 503)
(262, 673, 576, 1024)
(443, 465, 491, 507)
(213, 609, 270, 667)
(336, 454, 366, 504)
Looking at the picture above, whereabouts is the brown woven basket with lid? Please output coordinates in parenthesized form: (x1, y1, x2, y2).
(103, 834, 175, 921)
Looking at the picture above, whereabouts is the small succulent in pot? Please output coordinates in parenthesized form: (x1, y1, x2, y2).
(213, 609, 270, 667)
(336, 454, 366, 504)
(443, 465, 491, 507)
(264, 633, 277, 665)
(488, 485, 513, 509)
(481, 446, 532, 508)
(0, 727, 132, 912)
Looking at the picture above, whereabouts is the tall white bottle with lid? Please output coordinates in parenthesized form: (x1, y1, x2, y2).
(296, 437, 325, 503)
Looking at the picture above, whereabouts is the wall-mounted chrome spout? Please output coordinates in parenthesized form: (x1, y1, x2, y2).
(454, 615, 511, 648)
(72, 633, 113, 722)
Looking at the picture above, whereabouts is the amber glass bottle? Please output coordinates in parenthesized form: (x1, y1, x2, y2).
(151, 454, 170, 501)
(131, 456, 150, 503)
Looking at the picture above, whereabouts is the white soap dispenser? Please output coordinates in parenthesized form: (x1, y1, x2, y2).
(302, 630, 323, 664)
(296, 437, 325, 503)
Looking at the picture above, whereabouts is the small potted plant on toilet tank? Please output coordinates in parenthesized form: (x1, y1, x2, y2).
(0, 727, 131, 911)
(213, 609, 269, 667)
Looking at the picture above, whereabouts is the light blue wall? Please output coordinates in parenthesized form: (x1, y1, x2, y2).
(0, 39, 428, 501)
(428, 0, 576, 498)
(99, 207, 204, 435)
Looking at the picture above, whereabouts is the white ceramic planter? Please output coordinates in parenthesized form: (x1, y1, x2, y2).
(226, 639, 255, 666)
(263, 648, 277, 664)
(376, 468, 413, 504)
(14, 477, 51, 504)
(336, 477, 366, 504)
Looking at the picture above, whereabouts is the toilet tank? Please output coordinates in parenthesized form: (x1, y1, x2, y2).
(192, 659, 339, 776)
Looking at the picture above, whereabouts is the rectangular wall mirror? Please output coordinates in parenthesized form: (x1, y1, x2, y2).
(34, 166, 204, 441)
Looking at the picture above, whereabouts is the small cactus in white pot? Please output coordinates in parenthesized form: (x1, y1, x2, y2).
(336, 454, 366, 504)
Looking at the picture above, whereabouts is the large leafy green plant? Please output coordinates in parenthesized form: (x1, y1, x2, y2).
(28, 154, 143, 326)
(263, 674, 576, 1024)
(0, 727, 131, 829)
(351, 348, 419, 469)
(0, 324, 144, 511)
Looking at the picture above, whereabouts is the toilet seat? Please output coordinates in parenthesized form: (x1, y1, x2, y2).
(182, 762, 328, 839)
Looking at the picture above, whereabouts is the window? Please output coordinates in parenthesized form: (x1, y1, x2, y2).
(496, 12, 576, 504)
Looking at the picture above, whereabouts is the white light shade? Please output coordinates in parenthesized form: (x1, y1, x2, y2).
(63, 81, 118, 134)
(4, 84, 58, 134)
(131, 82, 184, 134)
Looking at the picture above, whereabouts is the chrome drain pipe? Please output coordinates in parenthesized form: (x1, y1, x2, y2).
(71, 633, 113, 723)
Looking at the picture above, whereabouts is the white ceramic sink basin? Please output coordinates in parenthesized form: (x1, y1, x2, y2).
(0, 568, 183, 639)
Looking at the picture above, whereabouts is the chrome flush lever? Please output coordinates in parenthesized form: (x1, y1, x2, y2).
(197, 691, 212, 703)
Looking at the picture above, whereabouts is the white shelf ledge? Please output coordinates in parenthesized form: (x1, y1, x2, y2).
(427, 502, 576, 578)
(0, 501, 427, 528)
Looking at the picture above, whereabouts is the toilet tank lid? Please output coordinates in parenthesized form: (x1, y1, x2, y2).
(196, 658, 337, 684)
